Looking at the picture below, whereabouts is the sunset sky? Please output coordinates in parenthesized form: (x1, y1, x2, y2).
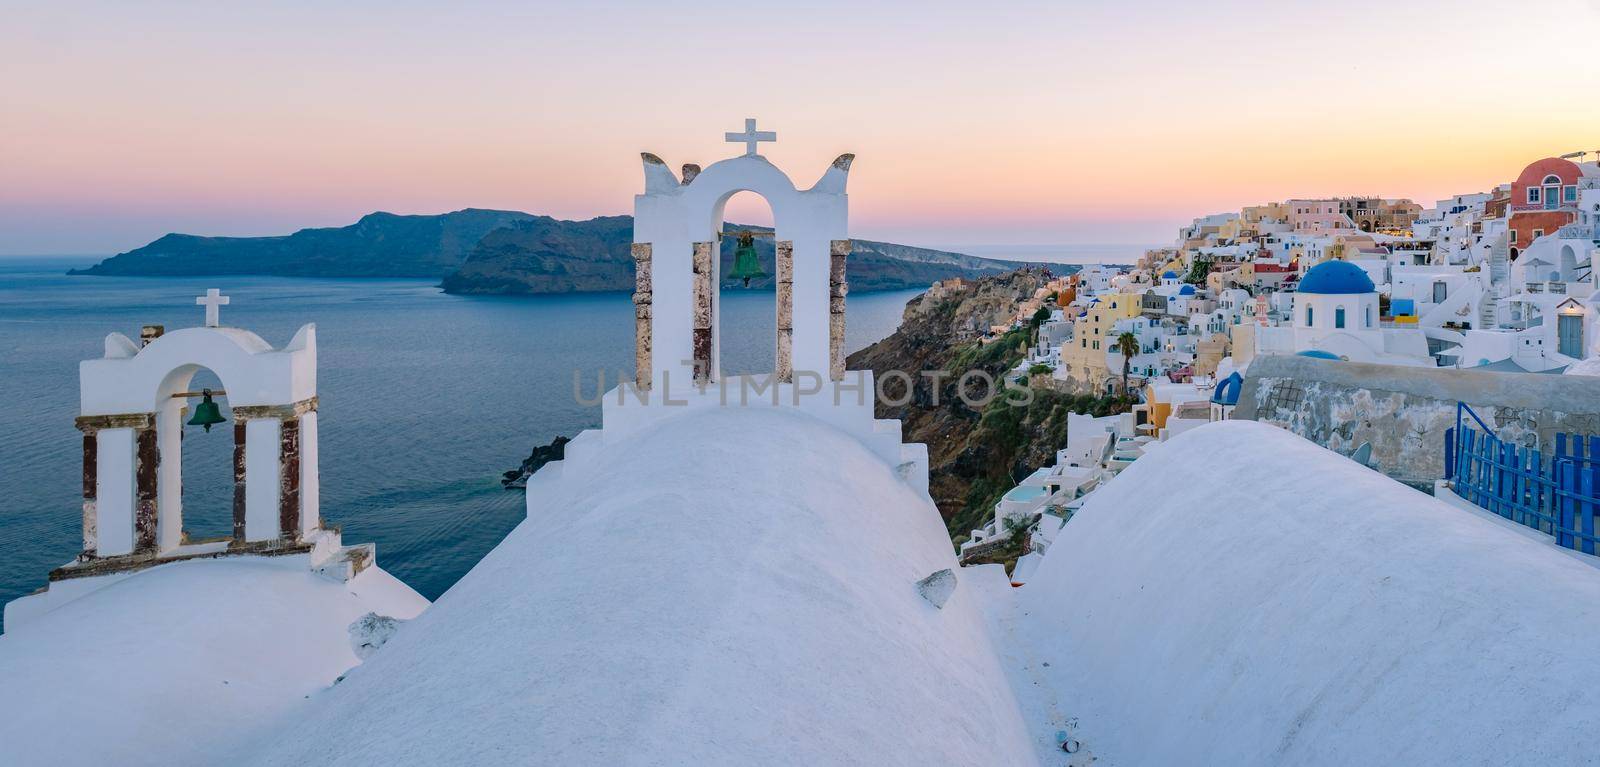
(4, 0, 1599, 255)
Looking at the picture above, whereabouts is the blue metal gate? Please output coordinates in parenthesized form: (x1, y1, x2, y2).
(1444, 402, 1600, 555)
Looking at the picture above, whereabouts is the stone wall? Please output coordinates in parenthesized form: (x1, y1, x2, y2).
(1235, 354, 1600, 487)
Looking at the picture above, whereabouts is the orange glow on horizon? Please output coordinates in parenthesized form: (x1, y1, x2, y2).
(3, 1, 1597, 253)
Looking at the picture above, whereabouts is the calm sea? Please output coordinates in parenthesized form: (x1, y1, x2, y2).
(0, 256, 920, 623)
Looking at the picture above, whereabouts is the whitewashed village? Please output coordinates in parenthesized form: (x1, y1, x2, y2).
(958, 152, 1600, 576)
(5, 124, 1600, 767)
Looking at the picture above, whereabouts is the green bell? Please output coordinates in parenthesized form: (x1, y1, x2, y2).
(187, 389, 227, 433)
(728, 231, 768, 287)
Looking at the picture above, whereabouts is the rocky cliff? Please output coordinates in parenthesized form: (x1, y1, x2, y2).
(847, 266, 1132, 544)
(440, 221, 1028, 294)
(73, 209, 536, 278)
(76, 210, 1027, 293)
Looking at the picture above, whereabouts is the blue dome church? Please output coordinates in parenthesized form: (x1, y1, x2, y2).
(1295, 260, 1379, 334)
(1296, 259, 1375, 295)
(1247, 258, 1433, 366)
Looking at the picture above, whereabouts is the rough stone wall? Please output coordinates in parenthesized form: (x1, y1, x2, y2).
(80, 431, 97, 555)
(775, 241, 793, 383)
(279, 416, 301, 541)
(232, 421, 247, 542)
(134, 426, 159, 554)
(692, 241, 714, 383)
(829, 239, 850, 381)
(631, 243, 652, 388)
(1235, 354, 1600, 487)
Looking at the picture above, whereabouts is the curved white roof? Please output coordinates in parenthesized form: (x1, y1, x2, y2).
(1014, 421, 1600, 765)
(246, 408, 1035, 766)
(0, 558, 426, 766)
(1564, 357, 1600, 377)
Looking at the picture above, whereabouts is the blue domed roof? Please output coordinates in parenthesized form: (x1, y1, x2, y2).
(1210, 371, 1243, 406)
(1162, 270, 1178, 279)
(1178, 284, 1196, 295)
(1297, 260, 1374, 294)
(1297, 350, 1342, 360)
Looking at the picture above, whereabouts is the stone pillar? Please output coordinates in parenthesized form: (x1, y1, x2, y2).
(776, 241, 794, 383)
(692, 241, 715, 383)
(278, 416, 301, 541)
(78, 429, 97, 557)
(829, 239, 851, 381)
(232, 421, 247, 543)
(134, 424, 159, 554)
(234, 397, 318, 544)
(74, 413, 155, 558)
(632, 243, 653, 389)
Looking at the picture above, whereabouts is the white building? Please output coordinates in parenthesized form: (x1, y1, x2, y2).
(1077, 263, 1118, 295)
(1390, 265, 1485, 329)
(1255, 259, 1433, 366)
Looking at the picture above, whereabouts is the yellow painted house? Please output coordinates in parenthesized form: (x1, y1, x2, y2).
(1061, 292, 1143, 393)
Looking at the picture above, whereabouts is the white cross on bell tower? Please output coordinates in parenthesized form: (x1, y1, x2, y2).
(725, 118, 776, 157)
(196, 288, 230, 327)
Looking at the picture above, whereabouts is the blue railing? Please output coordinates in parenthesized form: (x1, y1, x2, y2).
(1445, 402, 1600, 555)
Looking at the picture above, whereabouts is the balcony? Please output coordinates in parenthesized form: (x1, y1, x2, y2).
(1523, 281, 1570, 295)
(1510, 201, 1577, 214)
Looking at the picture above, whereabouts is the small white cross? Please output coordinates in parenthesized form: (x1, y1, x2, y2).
(196, 288, 230, 327)
(725, 118, 776, 157)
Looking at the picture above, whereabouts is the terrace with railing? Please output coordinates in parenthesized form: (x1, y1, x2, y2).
(1509, 201, 1578, 214)
(1523, 281, 1568, 295)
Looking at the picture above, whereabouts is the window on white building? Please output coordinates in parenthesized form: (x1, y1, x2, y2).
(1335, 307, 1346, 329)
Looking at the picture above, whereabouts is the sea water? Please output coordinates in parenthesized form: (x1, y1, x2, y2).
(0, 256, 920, 619)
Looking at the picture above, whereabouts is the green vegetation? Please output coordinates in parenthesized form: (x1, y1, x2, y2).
(958, 514, 1033, 570)
(946, 385, 1138, 541)
(948, 327, 1031, 375)
(1116, 331, 1140, 394)
(1185, 255, 1213, 285)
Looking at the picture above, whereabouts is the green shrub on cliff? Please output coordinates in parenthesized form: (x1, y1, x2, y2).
(948, 385, 1137, 540)
(949, 327, 1029, 375)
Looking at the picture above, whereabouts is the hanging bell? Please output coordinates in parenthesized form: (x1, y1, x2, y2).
(187, 389, 227, 433)
(727, 231, 768, 287)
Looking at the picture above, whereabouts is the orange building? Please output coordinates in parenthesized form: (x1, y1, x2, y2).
(1507, 157, 1590, 259)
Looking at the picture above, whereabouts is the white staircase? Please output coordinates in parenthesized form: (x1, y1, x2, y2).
(1478, 296, 1498, 329)
(1478, 236, 1510, 329)
(1489, 236, 1509, 285)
